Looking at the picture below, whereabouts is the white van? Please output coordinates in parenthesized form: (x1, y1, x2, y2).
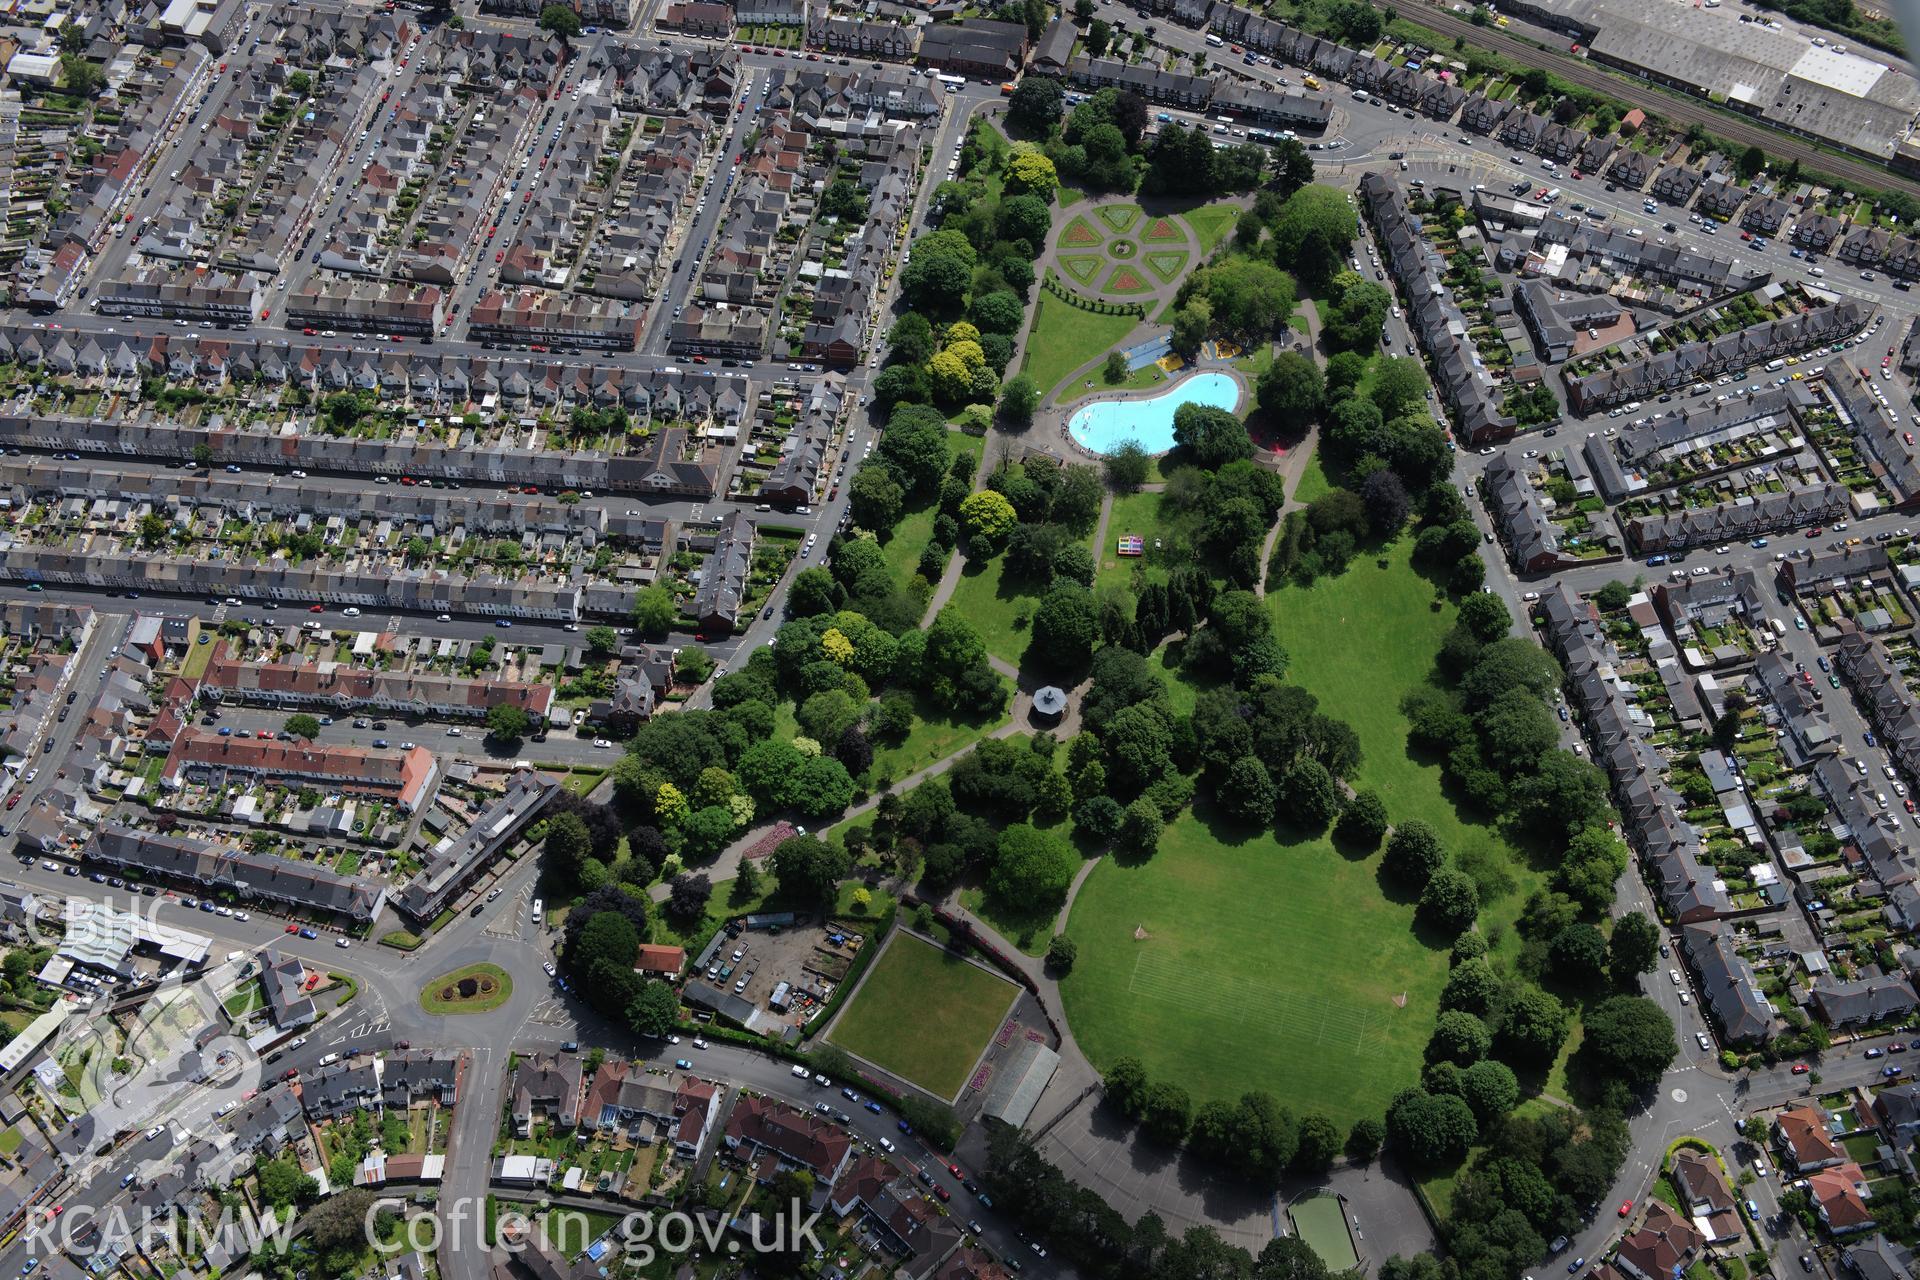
(531, 898, 544, 925)
(318, 1053, 340, 1067)
(225, 950, 247, 964)
(1204, 32, 1223, 45)
(1765, 359, 1785, 372)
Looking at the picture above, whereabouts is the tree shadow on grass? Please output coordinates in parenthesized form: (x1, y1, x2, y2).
(1272, 814, 1335, 848)
(1374, 859, 1424, 908)
(1411, 914, 1471, 954)
(1193, 796, 1279, 851)
(1108, 834, 1160, 870)
(1330, 824, 1384, 863)
(964, 878, 1058, 954)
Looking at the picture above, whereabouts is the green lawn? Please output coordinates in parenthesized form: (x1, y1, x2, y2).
(1095, 490, 1167, 592)
(960, 884, 1058, 956)
(1292, 453, 1333, 505)
(830, 933, 1018, 1098)
(967, 120, 1012, 205)
(1021, 297, 1141, 401)
(881, 500, 943, 585)
(653, 875, 774, 951)
(877, 431, 985, 587)
(871, 693, 1009, 782)
(945, 552, 1041, 668)
(1233, 343, 1276, 378)
(223, 979, 265, 1017)
(1060, 806, 1448, 1129)
(1180, 203, 1241, 257)
(1155, 642, 1225, 719)
(181, 635, 215, 680)
(1266, 540, 1544, 964)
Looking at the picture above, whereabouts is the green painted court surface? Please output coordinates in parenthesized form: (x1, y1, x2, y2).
(830, 933, 1019, 1099)
(1291, 1194, 1359, 1270)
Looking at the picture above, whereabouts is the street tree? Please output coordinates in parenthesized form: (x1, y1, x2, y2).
(1345, 1117, 1385, 1163)
(627, 981, 679, 1038)
(848, 466, 905, 532)
(999, 374, 1039, 427)
(536, 3, 581, 36)
(1429, 1009, 1492, 1065)
(1008, 76, 1065, 134)
(1255, 350, 1324, 423)
(1220, 756, 1276, 827)
(1458, 1059, 1519, 1123)
(1607, 912, 1661, 983)
(1030, 585, 1099, 669)
(1171, 403, 1253, 468)
(1386, 1089, 1477, 1168)
(1578, 995, 1678, 1093)
(666, 873, 714, 924)
(1498, 983, 1571, 1064)
(1278, 758, 1339, 832)
(486, 703, 531, 743)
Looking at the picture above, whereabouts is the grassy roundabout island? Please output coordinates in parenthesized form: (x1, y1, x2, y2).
(419, 962, 514, 1015)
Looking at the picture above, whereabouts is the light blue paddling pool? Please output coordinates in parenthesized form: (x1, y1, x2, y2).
(1067, 371, 1241, 455)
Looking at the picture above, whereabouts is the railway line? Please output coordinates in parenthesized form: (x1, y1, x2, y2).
(1397, 0, 1920, 203)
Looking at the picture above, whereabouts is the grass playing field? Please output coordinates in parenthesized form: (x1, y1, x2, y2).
(1059, 806, 1448, 1129)
(830, 933, 1019, 1099)
(1059, 539, 1538, 1126)
(1266, 538, 1545, 966)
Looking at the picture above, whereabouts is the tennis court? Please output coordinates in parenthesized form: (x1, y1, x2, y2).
(1290, 1194, 1358, 1271)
